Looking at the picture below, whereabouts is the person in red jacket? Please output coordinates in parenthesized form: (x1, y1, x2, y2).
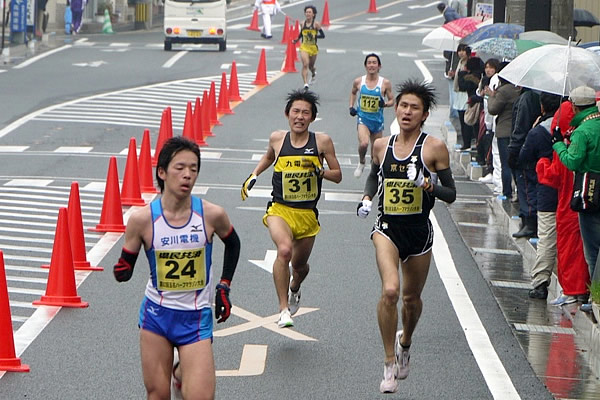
(533, 100, 590, 302)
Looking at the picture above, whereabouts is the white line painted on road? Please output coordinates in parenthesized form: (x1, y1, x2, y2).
(5, 179, 53, 187)
(410, 14, 442, 25)
(414, 60, 433, 83)
(54, 146, 93, 153)
(162, 50, 188, 68)
(14, 45, 72, 69)
(431, 214, 521, 399)
(367, 13, 403, 21)
(0, 146, 29, 152)
(217, 344, 268, 377)
(380, 26, 407, 33)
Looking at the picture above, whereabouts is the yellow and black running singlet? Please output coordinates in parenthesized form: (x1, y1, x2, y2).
(301, 21, 318, 46)
(272, 131, 323, 209)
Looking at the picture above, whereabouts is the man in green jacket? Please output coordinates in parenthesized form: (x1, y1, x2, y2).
(552, 85, 600, 312)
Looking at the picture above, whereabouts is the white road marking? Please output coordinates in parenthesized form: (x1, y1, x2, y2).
(162, 50, 188, 68)
(54, 146, 93, 153)
(368, 13, 403, 21)
(408, 1, 439, 9)
(0, 146, 29, 152)
(5, 179, 53, 187)
(14, 45, 72, 69)
(380, 26, 407, 32)
(414, 59, 433, 83)
(217, 344, 268, 377)
(249, 249, 277, 273)
(431, 215, 521, 399)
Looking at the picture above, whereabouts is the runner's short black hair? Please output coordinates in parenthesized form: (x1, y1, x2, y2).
(364, 53, 381, 66)
(156, 136, 200, 192)
(395, 79, 438, 114)
(285, 89, 319, 120)
(304, 5, 317, 15)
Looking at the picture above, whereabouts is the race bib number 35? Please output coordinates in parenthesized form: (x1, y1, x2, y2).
(360, 94, 380, 113)
(282, 170, 318, 202)
(383, 178, 423, 215)
(156, 248, 206, 291)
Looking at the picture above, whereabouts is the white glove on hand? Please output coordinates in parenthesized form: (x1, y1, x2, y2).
(357, 200, 372, 218)
(407, 163, 425, 187)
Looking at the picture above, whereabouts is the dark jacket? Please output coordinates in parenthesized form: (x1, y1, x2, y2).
(443, 7, 461, 23)
(458, 57, 484, 98)
(508, 89, 541, 165)
(487, 81, 520, 138)
(519, 116, 558, 211)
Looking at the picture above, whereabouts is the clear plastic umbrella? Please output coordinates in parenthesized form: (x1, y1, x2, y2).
(518, 30, 568, 45)
(498, 42, 600, 96)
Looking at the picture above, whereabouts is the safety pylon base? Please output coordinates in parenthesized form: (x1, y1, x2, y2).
(89, 224, 126, 233)
(0, 358, 30, 372)
(33, 295, 89, 308)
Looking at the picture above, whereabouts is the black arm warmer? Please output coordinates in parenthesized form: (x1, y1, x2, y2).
(220, 227, 240, 284)
(363, 162, 379, 199)
(431, 167, 456, 203)
(317, 28, 325, 39)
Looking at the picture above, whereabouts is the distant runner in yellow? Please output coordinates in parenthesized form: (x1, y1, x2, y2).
(292, 5, 325, 90)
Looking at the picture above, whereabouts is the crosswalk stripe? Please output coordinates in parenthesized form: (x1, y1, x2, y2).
(380, 26, 407, 32)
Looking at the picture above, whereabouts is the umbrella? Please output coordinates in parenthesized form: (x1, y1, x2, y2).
(461, 23, 524, 45)
(422, 26, 462, 51)
(518, 30, 568, 45)
(470, 38, 546, 61)
(498, 43, 600, 96)
(574, 8, 600, 27)
(442, 17, 487, 38)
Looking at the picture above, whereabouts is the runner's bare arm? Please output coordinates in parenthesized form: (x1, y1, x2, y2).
(317, 133, 342, 183)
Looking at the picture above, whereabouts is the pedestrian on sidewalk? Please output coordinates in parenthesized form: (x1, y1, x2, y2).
(474, 58, 500, 183)
(449, 44, 474, 151)
(113, 137, 241, 399)
(356, 79, 456, 393)
(552, 86, 600, 312)
(240, 89, 342, 328)
(254, 0, 282, 39)
(349, 53, 394, 178)
(71, 0, 87, 34)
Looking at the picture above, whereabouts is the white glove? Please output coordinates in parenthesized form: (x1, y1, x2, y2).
(357, 200, 372, 218)
(407, 163, 425, 187)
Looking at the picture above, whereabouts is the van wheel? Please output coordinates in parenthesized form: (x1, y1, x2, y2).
(164, 40, 172, 51)
(219, 40, 226, 52)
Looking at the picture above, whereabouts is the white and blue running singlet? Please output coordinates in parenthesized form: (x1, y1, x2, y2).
(357, 75, 385, 131)
(144, 197, 213, 311)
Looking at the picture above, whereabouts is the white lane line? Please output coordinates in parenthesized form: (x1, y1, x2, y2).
(431, 214, 521, 399)
(13, 45, 72, 69)
(5, 179, 53, 187)
(368, 13, 403, 21)
(380, 26, 407, 33)
(410, 14, 443, 25)
(0, 146, 29, 152)
(162, 50, 188, 68)
(54, 146, 93, 153)
(414, 59, 433, 83)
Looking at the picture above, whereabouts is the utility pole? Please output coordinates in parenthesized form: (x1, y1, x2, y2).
(505, 0, 573, 39)
(493, 0, 506, 23)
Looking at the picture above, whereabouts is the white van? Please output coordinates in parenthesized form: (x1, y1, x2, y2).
(163, 0, 227, 51)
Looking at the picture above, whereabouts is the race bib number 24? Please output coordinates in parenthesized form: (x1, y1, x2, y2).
(156, 248, 206, 291)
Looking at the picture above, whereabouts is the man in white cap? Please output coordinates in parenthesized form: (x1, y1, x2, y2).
(552, 85, 600, 313)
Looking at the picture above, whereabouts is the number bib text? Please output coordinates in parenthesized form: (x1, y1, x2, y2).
(360, 94, 380, 113)
(156, 248, 206, 291)
(282, 170, 318, 202)
(383, 178, 423, 215)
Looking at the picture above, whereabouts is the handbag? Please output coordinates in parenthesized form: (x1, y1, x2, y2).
(464, 102, 480, 126)
(570, 171, 600, 213)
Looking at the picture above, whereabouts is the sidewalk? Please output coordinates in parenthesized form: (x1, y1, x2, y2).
(436, 108, 600, 380)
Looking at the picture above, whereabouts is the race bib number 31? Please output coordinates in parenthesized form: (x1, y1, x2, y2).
(360, 94, 380, 113)
(383, 178, 422, 215)
(156, 248, 206, 291)
(282, 170, 318, 202)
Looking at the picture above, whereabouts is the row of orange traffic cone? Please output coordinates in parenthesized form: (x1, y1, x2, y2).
(247, 0, 332, 34)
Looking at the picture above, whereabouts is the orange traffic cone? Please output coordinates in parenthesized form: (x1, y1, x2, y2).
(193, 97, 208, 146)
(247, 8, 260, 31)
(139, 129, 158, 194)
(182, 101, 196, 143)
(34, 208, 89, 308)
(90, 156, 125, 233)
(282, 38, 297, 73)
(280, 15, 290, 44)
(252, 48, 269, 86)
(201, 90, 213, 139)
(321, 1, 330, 27)
(368, 0, 378, 13)
(229, 61, 243, 102)
(68, 182, 103, 271)
(218, 72, 234, 114)
(294, 20, 301, 48)
(0, 251, 30, 372)
(153, 107, 173, 167)
(208, 81, 221, 128)
(121, 138, 146, 207)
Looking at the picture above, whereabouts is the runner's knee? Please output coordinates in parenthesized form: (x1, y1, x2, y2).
(381, 286, 400, 305)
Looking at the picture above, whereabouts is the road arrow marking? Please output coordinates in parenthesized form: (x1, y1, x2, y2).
(249, 249, 277, 273)
(217, 344, 268, 376)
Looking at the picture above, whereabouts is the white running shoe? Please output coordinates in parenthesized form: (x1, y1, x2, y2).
(309, 71, 317, 84)
(277, 309, 294, 328)
(288, 288, 301, 316)
(171, 348, 183, 399)
(354, 162, 365, 178)
(379, 362, 399, 393)
(478, 173, 493, 184)
(549, 293, 578, 306)
(303, 83, 309, 91)
(395, 330, 410, 380)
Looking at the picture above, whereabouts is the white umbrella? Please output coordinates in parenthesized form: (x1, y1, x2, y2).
(498, 43, 600, 96)
(518, 30, 568, 45)
(421, 26, 461, 51)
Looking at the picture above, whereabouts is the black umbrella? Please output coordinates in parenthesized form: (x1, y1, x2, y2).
(574, 8, 600, 27)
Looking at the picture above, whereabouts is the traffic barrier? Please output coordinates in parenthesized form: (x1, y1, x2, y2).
(33, 208, 89, 308)
(182, 101, 197, 143)
(247, 9, 260, 31)
(201, 90, 212, 139)
(121, 138, 146, 206)
(102, 9, 114, 34)
(139, 129, 158, 193)
(281, 15, 290, 44)
(153, 107, 172, 167)
(282, 38, 297, 73)
(193, 97, 208, 146)
(68, 182, 103, 271)
(218, 72, 234, 114)
(368, 0, 378, 13)
(0, 250, 30, 372)
(252, 49, 269, 86)
(228, 61, 243, 102)
(208, 82, 221, 127)
(90, 157, 125, 233)
(321, 1, 330, 27)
